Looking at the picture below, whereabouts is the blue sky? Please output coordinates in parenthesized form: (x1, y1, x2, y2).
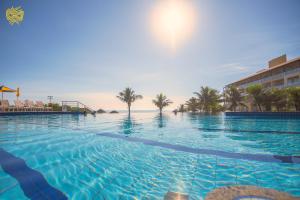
(1, 0, 300, 110)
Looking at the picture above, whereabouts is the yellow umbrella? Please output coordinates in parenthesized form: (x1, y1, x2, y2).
(0, 85, 16, 101)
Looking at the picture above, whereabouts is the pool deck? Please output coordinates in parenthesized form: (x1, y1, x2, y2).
(0, 111, 83, 116)
(225, 111, 300, 118)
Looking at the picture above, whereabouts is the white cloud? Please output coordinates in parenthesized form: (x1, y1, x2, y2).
(218, 63, 248, 71)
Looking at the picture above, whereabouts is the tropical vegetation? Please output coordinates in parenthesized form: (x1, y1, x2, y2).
(287, 87, 300, 111)
(194, 86, 223, 113)
(152, 93, 173, 114)
(271, 88, 288, 111)
(177, 104, 186, 113)
(224, 86, 247, 112)
(178, 84, 300, 113)
(50, 103, 62, 111)
(236, 84, 300, 112)
(114, 85, 300, 114)
(246, 84, 265, 111)
(116, 88, 143, 115)
(185, 97, 198, 113)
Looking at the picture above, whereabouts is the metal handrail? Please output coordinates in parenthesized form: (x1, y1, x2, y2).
(61, 101, 96, 114)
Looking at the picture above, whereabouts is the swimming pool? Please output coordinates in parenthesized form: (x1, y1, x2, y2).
(0, 112, 300, 199)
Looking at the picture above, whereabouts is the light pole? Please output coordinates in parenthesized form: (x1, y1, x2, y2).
(47, 96, 54, 111)
(47, 96, 53, 104)
(47, 96, 53, 109)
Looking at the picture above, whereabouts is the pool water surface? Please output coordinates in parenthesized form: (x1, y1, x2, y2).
(0, 112, 300, 199)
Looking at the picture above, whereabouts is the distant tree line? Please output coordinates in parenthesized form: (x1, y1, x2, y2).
(116, 85, 300, 114)
(242, 84, 300, 112)
(175, 86, 224, 114)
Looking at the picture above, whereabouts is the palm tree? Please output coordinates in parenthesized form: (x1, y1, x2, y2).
(178, 104, 186, 113)
(176, 104, 186, 113)
(116, 88, 143, 115)
(272, 88, 288, 111)
(261, 89, 274, 111)
(224, 86, 247, 111)
(287, 87, 300, 111)
(246, 84, 264, 111)
(185, 97, 198, 113)
(152, 93, 172, 115)
(194, 86, 222, 113)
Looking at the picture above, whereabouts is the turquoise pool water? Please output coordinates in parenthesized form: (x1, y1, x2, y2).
(0, 112, 300, 199)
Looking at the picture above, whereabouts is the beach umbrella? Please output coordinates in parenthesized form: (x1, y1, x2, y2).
(0, 85, 16, 101)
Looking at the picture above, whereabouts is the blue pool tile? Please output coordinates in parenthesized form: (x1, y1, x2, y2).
(0, 183, 30, 199)
(0, 148, 67, 200)
(96, 132, 300, 164)
(198, 127, 300, 134)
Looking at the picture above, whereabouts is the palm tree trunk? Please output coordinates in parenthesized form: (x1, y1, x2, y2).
(258, 104, 262, 112)
(128, 104, 131, 115)
(295, 103, 300, 111)
(159, 108, 162, 115)
(277, 106, 282, 112)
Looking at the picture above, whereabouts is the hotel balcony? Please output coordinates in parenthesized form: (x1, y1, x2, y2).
(285, 67, 300, 76)
(287, 80, 300, 87)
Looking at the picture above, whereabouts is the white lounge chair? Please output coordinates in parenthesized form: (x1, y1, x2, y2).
(24, 100, 36, 111)
(35, 101, 52, 111)
(14, 100, 27, 111)
(35, 101, 45, 111)
(0, 100, 15, 112)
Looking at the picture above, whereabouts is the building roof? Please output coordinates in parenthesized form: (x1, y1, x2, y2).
(226, 56, 300, 86)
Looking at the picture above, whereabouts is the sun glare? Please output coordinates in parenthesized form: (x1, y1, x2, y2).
(150, 0, 197, 51)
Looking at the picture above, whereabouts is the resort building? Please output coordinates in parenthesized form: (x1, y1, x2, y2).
(227, 55, 300, 90)
(225, 55, 300, 111)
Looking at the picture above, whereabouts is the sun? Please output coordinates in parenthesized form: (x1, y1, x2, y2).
(150, 0, 197, 51)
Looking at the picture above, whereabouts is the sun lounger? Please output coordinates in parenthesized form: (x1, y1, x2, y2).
(0, 100, 15, 112)
(35, 101, 45, 111)
(24, 100, 36, 111)
(14, 100, 27, 111)
(36, 101, 53, 111)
